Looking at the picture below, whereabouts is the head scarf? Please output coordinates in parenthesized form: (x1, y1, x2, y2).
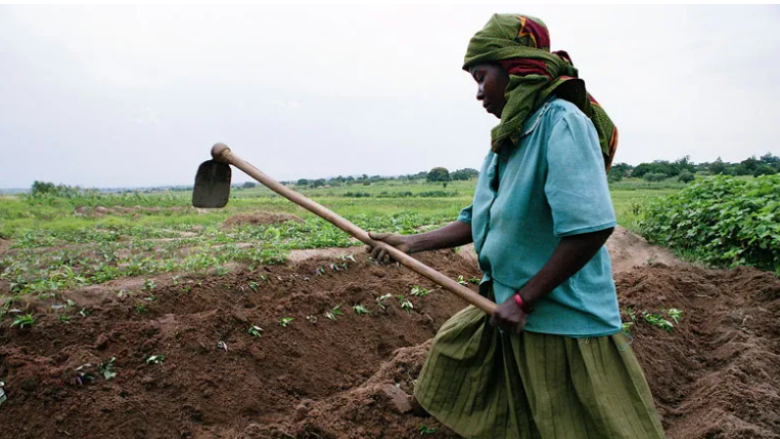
(464, 14, 618, 171)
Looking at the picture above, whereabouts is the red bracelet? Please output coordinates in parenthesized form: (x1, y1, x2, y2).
(513, 293, 533, 314)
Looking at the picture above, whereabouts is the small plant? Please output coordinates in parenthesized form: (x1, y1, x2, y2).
(643, 311, 674, 332)
(376, 294, 392, 310)
(410, 286, 430, 297)
(420, 424, 438, 435)
(142, 279, 156, 291)
(135, 302, 147, 314)
(248, 325, 263, 338)
(667, 308, 683, 325)
(172, 275, 180, 286)
(58, 314, 71, 323)
(621, 322, 634, 333)
(247, 281, 259, 292)
(306, 315, 318, 323)
(315, 266, 326, 276)
(325, 305, 343, 321)
(279, 317, 294, 327)
(98, 357, 117, 380)
(79, 308, 90, 317)
(398, 295, 414, 314)
(75, 363, 96, 385)
(11, 313, 35, 329)
(352, 304, 370, 315)
(468, 277, 481, 284)
(146, 355, 165, 365)
(456, 275, 468, 286)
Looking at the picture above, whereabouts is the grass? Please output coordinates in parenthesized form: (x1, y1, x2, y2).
(0, 177, 686, 299)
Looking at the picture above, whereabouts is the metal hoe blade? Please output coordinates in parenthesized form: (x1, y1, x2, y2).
(193, 160, 232, 208)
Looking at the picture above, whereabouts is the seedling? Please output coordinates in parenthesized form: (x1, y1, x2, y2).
(398, 295, 414, 314)
(142, 279, 156, 291)
(468, 277, 481, 284)
(306, 315, 318, 323)
(315, 266, 326, 276)
(325, 305, 343, 321)
(98, 357, 117, 380)
(376, 294, 392, 310)
(146, 355, 165, 365)
(248, 325, 263, 338)
(456, 275, 468, 286)
(172, 275, 180, 286)
(410, 286, 430, 297)
(58, 314, 71, 323)
(279, 317, 294, 327)
(352, 304, 370, 315)
(11, 314, 35, 329)
(420, 424, 438, 435)
(667, 308, 683, 325)
(621, 322, 634, 333)
(643, 311, 674, 332)
(75, 363, 96, 385)
(135, 302, 147, 315)
(79, 308, 90, 317)
(247, 281, 259, 292)
(338, 254, 356, 263)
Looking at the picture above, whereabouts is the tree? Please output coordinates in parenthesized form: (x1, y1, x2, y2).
(296, 179, 309, 186)
(451, 168, 479, 181)
(426, 167, 451, 183)
(241, 182, 256, 189)
(709, 157, 727, 175)
(643, 172, 667, 182)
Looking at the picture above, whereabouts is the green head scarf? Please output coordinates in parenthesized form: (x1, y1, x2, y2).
(464, 14, 618, 171)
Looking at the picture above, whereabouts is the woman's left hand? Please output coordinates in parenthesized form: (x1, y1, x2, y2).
(489, 298, 528, 334)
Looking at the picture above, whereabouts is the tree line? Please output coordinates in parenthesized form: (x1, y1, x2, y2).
(609, 153, 780, 183)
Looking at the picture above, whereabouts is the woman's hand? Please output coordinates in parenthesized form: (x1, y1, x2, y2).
(490, 297, 528, 334)
(367, 232, 413, 264)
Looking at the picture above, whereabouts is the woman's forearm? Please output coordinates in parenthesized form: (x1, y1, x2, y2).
(408, 220, 473, 253)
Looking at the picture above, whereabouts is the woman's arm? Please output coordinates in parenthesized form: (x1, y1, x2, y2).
(367, 220, 473, 264)
(490, 227, 614, 333)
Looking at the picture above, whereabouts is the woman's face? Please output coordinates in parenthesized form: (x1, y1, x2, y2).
(470, 63, 509, 119)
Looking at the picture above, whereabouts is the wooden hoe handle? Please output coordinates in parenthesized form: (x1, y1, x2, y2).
(211, 143, 497, 315)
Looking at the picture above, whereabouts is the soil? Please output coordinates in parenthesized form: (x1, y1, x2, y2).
(222, 212, 303, 228)
(1, 238, 780, 438)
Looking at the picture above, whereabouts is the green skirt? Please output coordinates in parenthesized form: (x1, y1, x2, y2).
(414, 304, 666, 439)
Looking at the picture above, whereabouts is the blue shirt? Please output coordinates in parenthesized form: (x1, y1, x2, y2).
(458, 98, 621, 337)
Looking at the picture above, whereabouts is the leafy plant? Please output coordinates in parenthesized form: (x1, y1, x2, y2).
(325, 305, 343, 321)
(352, 304, 370, 315)
(248, 325, 263, 338)
(135, 302, 147, 314)
(667, 308, 683, 325)
(146, 355, 165, 365)
(98, 357, 117, 380)
(420, 424, 438, 435)
(456, 275, 468, 286)
(398, 295, 414, 314)
(247, 281, 259, 292)
(410, 286, 430, 297)
(376, 294, 392, 310)
(641, 175, 780, 270)
(142, 279, 156, 291)
(11, 313, 35, 329)
(642, 311, 674, 332)
(279, 317, 294, 327)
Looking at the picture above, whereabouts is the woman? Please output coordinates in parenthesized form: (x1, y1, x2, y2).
(368, 14, 665, 439)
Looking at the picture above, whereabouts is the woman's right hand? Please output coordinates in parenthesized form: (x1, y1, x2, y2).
(367, 232, 414, 264)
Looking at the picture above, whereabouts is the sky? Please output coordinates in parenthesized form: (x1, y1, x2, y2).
(1, 5, 779, 189)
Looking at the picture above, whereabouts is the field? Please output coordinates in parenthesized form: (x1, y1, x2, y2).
(1, 178, 779, 439)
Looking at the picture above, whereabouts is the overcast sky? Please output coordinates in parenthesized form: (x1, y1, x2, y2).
(1, 5, 779, 189)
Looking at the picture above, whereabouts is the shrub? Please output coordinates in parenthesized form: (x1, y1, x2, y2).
(640, 175, 780, 270)
(426, 167, 451, 183)
(677, 170, 695, 183)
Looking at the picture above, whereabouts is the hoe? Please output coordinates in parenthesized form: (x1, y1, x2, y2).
(193, 143, 497, 315)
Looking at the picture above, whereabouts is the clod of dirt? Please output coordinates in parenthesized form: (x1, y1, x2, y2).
(607, 226, 682, 273)
(222, 212, 303, 228)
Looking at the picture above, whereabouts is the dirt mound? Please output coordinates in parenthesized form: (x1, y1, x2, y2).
(1, 250, 779, 438)
(607, 226, 683, 273)
(223, 212, 303, 227)
(73, 205, 188, 217)
(0, 238, 10, 255)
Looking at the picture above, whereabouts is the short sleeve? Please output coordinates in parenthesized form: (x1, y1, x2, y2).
(457, 205, 473, 224)
(544, 110, 616, 237)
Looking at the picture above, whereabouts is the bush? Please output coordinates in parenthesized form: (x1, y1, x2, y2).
(640, 175, 780, 270)
(754, 165, 777, 177)
(643, 173, 667, 182)
(677, 170, 695, 183)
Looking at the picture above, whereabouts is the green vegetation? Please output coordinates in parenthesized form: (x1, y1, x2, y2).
(99, 357, 117, 380)
(641, 176, 780, 272)
(279, 317, 294, 327)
